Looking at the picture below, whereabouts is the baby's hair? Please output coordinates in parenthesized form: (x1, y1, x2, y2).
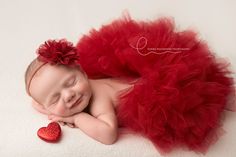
(24, 58, 87, 96)
(24, 58, 40, 95)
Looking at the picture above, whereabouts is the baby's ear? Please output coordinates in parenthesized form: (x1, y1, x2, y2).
(31, 99, 51, 115)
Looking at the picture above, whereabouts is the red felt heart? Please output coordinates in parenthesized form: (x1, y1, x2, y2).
(37, 122, 61, 142)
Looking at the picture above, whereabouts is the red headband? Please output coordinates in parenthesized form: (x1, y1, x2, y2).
(26, 39, 79, 96)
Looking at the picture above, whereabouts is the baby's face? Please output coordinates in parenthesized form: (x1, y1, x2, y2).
(29, 64, 92, 117)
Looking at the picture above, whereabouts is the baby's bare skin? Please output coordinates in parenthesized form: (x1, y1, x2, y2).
(50, 78, 133, 144)
(30, 63, 134, 145)
(78, 78, 134, 143)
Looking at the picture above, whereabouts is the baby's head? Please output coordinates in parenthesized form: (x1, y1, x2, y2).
(25, 39, 92, 117)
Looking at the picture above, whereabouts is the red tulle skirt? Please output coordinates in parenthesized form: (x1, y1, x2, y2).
(76, 15, 234, 154)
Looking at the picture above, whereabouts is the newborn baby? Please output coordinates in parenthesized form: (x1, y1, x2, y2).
(25, 39, 134, 145)
(25, 16, 235, 153)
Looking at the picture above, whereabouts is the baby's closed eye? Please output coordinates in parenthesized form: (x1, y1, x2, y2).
(65, 76, 77, 87)
(48, 76, 78, 105)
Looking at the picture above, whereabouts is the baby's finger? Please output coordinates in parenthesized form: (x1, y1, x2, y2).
(57, 116, 74, 124)
(66, 123, 75, 128)
(49, 115, 62, 122)
(59, 121, 65, 126)
(48, 115, 54, 120)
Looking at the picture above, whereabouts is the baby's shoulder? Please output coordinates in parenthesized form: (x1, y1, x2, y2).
(88, 79, 115, 117)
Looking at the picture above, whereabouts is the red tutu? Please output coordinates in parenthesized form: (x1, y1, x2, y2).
(76, 15, 235, 154)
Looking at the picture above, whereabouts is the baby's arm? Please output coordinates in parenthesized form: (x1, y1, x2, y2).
(73, 94, 118, 144)
(74, 111, 118, 145)
(49, 104, 118, 145)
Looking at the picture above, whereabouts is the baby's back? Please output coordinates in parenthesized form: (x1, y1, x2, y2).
(89, 78, 136, 109)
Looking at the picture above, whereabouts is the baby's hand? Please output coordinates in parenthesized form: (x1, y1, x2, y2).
(48, 115, 75, 128)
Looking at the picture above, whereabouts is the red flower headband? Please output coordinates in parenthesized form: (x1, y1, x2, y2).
(26, 39, 79, 96)
(37, 39, 79, 66)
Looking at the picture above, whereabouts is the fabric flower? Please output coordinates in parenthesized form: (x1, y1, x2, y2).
(37, 39, 79, 66)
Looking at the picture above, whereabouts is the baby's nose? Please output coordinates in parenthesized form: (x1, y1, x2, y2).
(66, 94, 75, 103)
(64, 91, 76, 107)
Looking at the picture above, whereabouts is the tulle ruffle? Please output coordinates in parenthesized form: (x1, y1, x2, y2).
(76, 15, 234, 154)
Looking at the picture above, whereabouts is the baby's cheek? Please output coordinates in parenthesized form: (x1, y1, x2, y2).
(79, 82, 90, 93)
